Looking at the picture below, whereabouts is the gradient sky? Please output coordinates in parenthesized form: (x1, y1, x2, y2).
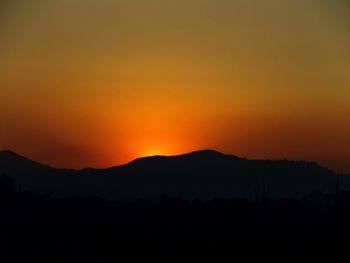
(0, 0, 349, 171)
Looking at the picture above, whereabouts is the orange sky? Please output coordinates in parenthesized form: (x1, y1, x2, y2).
(0, 0, 349, 172)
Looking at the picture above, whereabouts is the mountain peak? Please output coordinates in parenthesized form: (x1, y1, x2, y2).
(179, 149, 242, 160)
(185, 149, 229, 156)
(0, 149, 28, 162)
(0, 150, 52, 174)
(0, 150, 19, 157)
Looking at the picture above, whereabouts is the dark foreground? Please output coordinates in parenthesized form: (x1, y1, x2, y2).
(1, 176, 350, 261)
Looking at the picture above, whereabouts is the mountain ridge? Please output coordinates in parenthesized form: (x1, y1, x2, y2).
(0, 149, 54, 172)
(0, 149, 342, 201)
(0, 149, 335, 175)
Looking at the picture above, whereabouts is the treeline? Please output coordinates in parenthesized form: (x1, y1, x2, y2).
(1, 175, 350, 261)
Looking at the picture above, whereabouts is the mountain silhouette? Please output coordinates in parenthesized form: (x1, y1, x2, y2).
(2, 149, 350, 258)
(0, 150, 53, 174)
(94, 150, 245, 176)
(0, 149, 345, 200)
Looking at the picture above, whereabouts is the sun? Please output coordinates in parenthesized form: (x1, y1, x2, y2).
(131, 135, 189, 159)
(141, 146, 167, 157)
(137, 140, 180, 157)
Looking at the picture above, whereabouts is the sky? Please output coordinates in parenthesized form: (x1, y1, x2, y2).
(0, 0, 349, 172)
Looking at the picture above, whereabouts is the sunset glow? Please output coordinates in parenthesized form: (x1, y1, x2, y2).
(0, 0, 349, 172)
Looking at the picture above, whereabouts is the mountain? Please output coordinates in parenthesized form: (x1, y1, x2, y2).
(90, 150, 245, 176)
(0, 149, 345, 200)
(0, 150, 53, 174)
